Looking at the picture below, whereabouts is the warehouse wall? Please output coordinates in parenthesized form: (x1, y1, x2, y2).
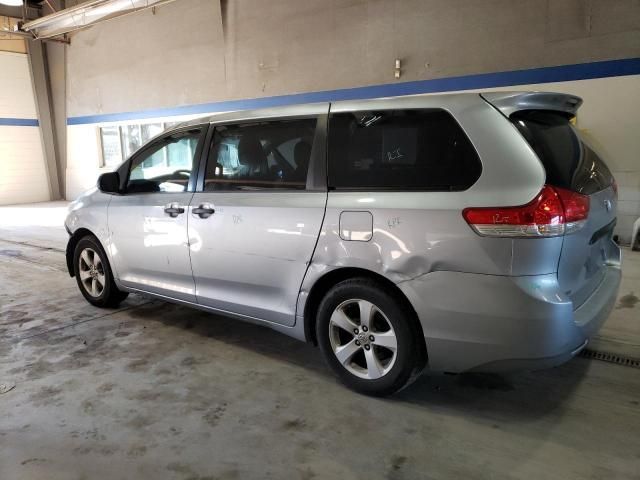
(63, 0, 640, 241)
(66, 0, 640, 118)
(0, 51, 50, 205)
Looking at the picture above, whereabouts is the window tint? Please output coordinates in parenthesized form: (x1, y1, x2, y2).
(512, 111, 613, 195)
(204, 118, 316, 191)
(126, 129, 201, 194)
(328, 109, 481, 190)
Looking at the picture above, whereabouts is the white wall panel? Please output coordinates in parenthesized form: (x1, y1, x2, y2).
(0, 127, 49, 204)
(0, 51, 50, 205)
(0, 52, 37, 117)
(66, 124, 103, 199)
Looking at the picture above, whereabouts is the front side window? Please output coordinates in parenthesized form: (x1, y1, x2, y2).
(328, 109, 481, 190)
(126, 129, 201, 194)
(203, 118, 317, 191)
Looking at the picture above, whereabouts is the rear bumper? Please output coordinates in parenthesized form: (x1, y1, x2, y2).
(399, 264, 621, 373)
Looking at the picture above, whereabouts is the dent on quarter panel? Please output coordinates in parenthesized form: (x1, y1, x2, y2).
(303, 95, 549, 292)
(298, 94, 551, 327)
(311, 196, 513, 283)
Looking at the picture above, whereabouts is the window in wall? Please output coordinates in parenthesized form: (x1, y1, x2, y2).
(99, 126, 123, 168)
(126, 129, 201, 194)
(328, 109, 482, 191)
(203, 118, 316, 191)
(99, 122, 174, 167)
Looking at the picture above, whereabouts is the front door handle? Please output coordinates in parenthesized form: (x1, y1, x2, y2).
(164, 203, 185, 218)
(192, 204, 215, 219)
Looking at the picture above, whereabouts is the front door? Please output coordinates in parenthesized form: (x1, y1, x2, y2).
(188, 114, 327, 326)
(109, 126, 205, 302)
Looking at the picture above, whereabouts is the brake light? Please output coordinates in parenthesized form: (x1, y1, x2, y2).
(462, 185, 589, 237)
(554, 187, 590, 234)
(611, 179, 618, 199)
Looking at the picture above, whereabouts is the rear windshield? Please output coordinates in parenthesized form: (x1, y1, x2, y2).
(512, 110, 613, 195)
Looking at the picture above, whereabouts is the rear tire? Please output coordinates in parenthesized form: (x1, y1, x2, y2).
(316, 278, 425, 396)
(73, 235, 128, 308)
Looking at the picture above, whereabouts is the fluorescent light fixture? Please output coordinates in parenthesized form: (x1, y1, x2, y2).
(22, 0, 178, 38)
(0, 0, 23, 6)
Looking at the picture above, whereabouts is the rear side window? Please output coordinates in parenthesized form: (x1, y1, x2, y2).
(328, 109, 481, 191)
(512, 110, 613, 195)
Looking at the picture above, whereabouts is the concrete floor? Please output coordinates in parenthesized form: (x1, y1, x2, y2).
(1, 202, 639, 480)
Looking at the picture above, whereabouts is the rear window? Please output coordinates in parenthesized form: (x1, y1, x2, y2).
(512, 110, 613, 195)
(328, 109, 482, 191)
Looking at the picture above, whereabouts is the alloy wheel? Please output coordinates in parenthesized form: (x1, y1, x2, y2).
(328, 299, 398, 380)
(78, 247, 105, 298)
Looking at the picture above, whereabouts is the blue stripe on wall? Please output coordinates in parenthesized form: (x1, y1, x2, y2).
(67, 57, 640, 126)
(0, 118, 39, 127)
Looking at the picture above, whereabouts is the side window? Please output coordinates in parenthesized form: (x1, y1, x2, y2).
(203, 118, 317, 191)
(328, 109, 481, 190)
(126, 129, 201, 194)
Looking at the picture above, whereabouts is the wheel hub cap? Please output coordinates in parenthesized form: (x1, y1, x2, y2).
(328, 299, 398, 380)
(78, 247, 105, 298)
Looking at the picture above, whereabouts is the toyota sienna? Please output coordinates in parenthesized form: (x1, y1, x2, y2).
(65, 92, 621, 396)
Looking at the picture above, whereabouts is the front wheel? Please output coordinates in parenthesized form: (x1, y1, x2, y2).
(316, 278, 425, 396)
(73, 235, 128, 308)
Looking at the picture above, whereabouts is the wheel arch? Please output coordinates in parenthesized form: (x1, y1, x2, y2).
(65, 227, 97, 277)
(303, 267, 426, 353)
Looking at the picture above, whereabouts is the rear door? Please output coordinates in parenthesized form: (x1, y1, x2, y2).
(187, 111, 328, 326)
(511, 110, 617, 307)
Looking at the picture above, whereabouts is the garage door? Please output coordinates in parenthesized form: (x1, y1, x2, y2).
(0, 51, 49, 205)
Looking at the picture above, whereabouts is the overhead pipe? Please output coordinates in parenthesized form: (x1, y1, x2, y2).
(21, 0, 178, 39)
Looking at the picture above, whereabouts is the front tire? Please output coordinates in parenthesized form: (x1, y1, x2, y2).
(73, 235, 128, 308)
(316, 278, 425, 396)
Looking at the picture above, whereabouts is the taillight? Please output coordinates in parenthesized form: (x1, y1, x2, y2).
(554, 186, 590, 234)
(462, 185, 589, 237)
(611, 179, 618, 199)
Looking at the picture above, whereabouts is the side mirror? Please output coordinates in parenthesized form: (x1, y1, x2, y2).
(97, 172, 120, 194)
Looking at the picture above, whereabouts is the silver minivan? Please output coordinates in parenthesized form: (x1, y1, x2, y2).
(65, 92, 621, 396)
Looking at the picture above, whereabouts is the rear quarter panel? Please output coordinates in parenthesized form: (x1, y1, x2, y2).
(301, 94, 549, 302)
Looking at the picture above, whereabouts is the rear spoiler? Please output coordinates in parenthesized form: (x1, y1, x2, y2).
(481, 92, 583, 118)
